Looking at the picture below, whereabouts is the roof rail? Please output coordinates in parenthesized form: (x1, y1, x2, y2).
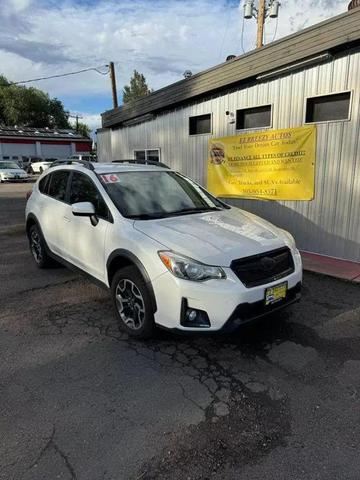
(51, 159, 95, 171)
(112, 159, 170, 169)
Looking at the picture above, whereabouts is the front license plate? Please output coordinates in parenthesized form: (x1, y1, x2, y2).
(265, 282, 287, 306)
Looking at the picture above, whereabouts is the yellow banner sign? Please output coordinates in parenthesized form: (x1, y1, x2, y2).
(208, 126, 316, 200)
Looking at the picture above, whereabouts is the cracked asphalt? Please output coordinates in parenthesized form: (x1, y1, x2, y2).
(1, 183, 360, 480)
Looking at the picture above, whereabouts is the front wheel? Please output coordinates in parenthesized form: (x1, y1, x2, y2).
(111, 266, 155, 338)
(28, 224, 53, 268)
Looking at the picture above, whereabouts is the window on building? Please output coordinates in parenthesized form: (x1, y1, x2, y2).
(236, 105, 272, 130)
(48, 171, 70, 202)
(189, 114, 211, 135)
(134, 149, 160, 162)
(305, 92, 351, 123)
(69, 172, 109, 220)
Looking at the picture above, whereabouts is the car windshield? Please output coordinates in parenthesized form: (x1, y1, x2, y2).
(0, 162, 20, 169)
(99, 170, 228, 219)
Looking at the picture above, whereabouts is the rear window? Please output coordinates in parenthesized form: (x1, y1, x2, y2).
(38, 174, 51, 194)
(48, 171, 70, 201)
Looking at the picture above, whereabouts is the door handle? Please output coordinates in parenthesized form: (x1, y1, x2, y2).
(63, 216, 70, 222)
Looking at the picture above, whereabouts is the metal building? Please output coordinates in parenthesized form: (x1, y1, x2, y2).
(98, 8, 360, 263)
(0, 127, 92, 163)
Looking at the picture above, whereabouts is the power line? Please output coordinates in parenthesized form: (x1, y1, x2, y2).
(271, 14, 279, 43)
(4, 65, 110, 86)
(218, 2, 233, 62)
(240, 12, 246, 54)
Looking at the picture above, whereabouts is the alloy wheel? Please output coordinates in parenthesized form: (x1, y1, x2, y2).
(30, 229, 43, 264)
(115, 279, 145, 330)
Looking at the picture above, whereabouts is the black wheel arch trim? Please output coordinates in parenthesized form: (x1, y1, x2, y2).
(26, 213, 42, 238)
(107, 249, 157, 313)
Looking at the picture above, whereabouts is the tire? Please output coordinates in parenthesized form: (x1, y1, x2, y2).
(111, 266, 155, 338)
(28, 224, 53, 268)
(39, 166, 43, 174)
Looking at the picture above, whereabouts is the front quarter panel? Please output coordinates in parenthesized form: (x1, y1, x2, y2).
(105, 216, 168, 287)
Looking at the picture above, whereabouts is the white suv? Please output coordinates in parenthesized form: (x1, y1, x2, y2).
(25, 161, 302, 338)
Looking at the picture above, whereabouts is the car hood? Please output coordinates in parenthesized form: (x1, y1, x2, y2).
(134, 207, 287, 266)
(0, 168, 27, 175)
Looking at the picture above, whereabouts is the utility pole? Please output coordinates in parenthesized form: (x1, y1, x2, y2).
(243, 0, 280, 49)
(109, 61, 118, 109)
(69, 113, 83, 133)
(256, 0, 266, 48)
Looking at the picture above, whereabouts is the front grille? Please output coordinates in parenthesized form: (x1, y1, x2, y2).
(231, 247, 295, 288)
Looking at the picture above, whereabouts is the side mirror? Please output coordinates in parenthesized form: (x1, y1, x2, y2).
(71, 202, 96, 217)
(71, 202, 99, 226)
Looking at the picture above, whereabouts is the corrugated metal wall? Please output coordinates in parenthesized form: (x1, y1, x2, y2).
(98, 50, 360, 262)
(96, 129, 112, 162)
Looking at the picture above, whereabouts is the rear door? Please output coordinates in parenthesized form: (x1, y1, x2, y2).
(39, 170, 71, 255)
(63, 171, 111, 282)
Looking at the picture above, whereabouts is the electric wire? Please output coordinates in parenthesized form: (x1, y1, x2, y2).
(218, 1, 233, 62)
(240, 11, 246, 54)
(271, 14, 279, 43)
(4, 65, 110, 86)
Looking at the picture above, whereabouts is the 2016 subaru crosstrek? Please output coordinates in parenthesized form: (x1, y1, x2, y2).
(25, 161, 302, 338)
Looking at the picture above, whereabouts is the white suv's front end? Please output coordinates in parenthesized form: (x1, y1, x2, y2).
(132, 205, 302, 332)
(149, 245, 302, 332)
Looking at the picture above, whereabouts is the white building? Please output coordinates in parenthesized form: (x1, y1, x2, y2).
(98, 7, 360, 263)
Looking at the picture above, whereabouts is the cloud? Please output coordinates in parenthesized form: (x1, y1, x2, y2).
(0, 0, 350, 118)
(6, 0, 31, 12)
(0, 36, 72, 65)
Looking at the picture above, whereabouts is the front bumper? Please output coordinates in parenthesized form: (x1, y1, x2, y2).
(1, 177, 29, 182)
(220, 281, 301, 332)
(152, 248, 303, 332)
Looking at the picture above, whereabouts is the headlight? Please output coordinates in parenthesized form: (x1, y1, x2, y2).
(158, 251, 226, 281)
(278, 229, 296, 248)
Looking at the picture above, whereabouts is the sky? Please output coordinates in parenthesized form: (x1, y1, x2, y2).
(0, 0, 350, 132)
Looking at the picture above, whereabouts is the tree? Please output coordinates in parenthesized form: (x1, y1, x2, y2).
(0, 74, 70, 128)
(122, 70, 152, 104)
(75, 121, 92, 138)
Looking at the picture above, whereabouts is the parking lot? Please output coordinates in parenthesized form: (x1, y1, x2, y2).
(1, 182, 360, 480)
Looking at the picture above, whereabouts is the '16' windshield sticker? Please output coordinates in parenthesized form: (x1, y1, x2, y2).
(100, 174, 120, 184)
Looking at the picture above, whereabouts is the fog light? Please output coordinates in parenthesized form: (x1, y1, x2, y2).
(180, 299, 211, 328)
(187, 310, 197, 322)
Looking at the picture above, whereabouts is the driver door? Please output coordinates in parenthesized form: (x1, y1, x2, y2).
(63, 171, 111, 282)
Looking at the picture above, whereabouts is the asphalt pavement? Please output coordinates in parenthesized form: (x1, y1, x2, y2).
(1, 183, 360, 480)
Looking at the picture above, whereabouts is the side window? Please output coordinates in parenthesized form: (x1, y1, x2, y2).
(305, 92, 351, 123)
(134, 150, 146, 161)
(236, 105, 272, 130)
(134, 149, 160, 162)
(48, 171, 70, 201)
(39, 174, 51, 194)
(189, 114, 211, 135)
(70, 172, 109, 220)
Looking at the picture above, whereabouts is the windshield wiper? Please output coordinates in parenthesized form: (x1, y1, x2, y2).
(127, 212, 169, 220)
(166, 206, 223, 216)
(127, 206, 222, 220)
